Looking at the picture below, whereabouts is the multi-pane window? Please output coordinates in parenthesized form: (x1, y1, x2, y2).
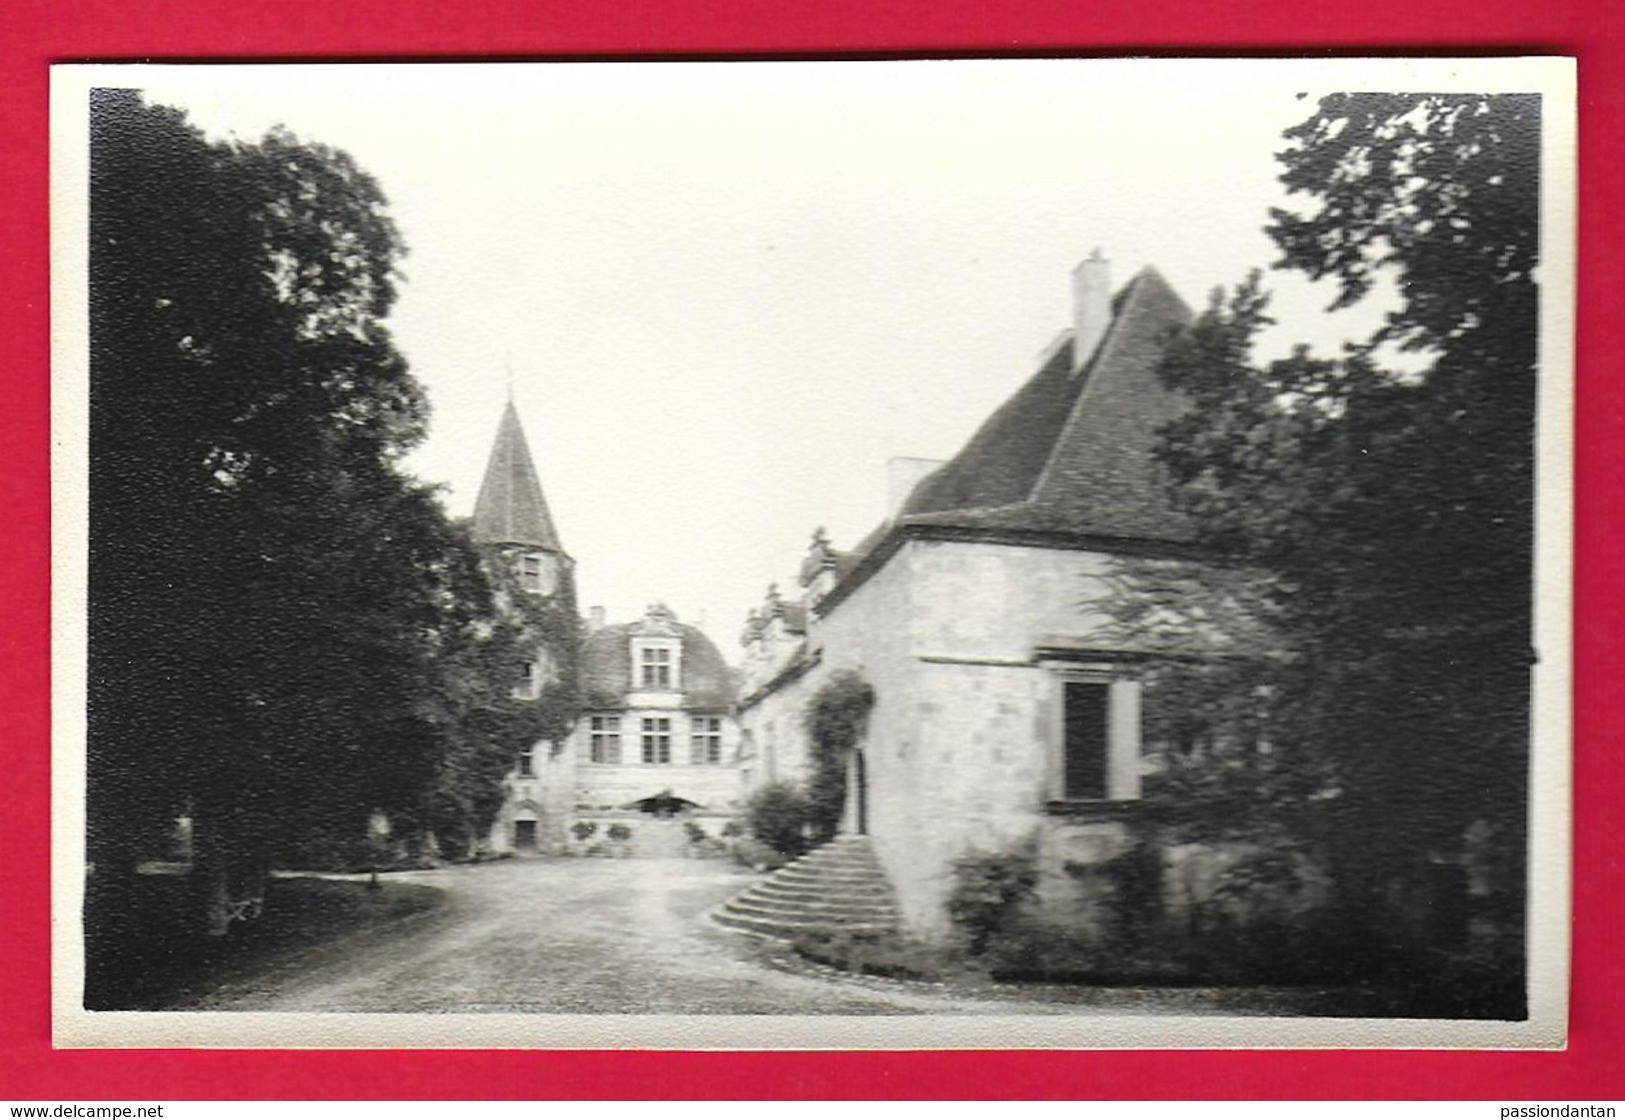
(689, 716, 723, 765)
(639, 647, 673, 689)
(641, 717, 672, 764)
(589, 716, 621, 764)
(514, 660, 539, 700)
(516, 742, 535, 777)
(518, 552, 551, 594)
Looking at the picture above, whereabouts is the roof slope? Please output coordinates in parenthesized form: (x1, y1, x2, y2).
(471, 400, 564, 551)
(901, 266, 1195, 543)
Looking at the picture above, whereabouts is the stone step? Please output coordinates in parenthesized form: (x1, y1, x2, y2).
(793, 858, 884, 877)
(722, 897, 898, 924)
(786, 851, 877, 871)
(711, 835, 901, 941)
(724, 890, 903, 916)
(712, 909, 896, 939)
(773, 864, 887, 885)
(750, 880, 895, 903)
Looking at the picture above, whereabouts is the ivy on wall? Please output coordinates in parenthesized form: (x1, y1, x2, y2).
(803, 670, 875, 843)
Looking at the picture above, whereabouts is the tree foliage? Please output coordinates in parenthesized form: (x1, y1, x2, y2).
(86, 91, 534, 926)
(1132, 94, 1539, 912)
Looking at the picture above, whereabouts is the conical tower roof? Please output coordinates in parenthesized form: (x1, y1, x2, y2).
(471, 400, 564, 552)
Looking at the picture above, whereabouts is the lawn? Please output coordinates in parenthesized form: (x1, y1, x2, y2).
(83, 872, 446, 1010)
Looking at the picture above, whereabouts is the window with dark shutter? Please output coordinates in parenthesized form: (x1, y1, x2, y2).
(1062, 681, 1110, 800)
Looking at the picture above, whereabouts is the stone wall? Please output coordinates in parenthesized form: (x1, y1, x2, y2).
(568, 705, 744, 813)
(736, 536, 918, 813)
(488, 736, 577, 854)
(738, 536, 1287, 943)
(572, 760, 745, 814)
(907, 538, 1115, 660)
(862, 538, 1126, 935)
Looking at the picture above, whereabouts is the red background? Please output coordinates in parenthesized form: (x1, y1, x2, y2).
(2, 0, 1618, 1101)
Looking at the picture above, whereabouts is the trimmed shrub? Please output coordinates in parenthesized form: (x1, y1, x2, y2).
(744, 782, 816, 859)
(792, 930, 946, 981)
(731, 837, 787, 872)
(606, 822, 632, 842)
(947, 850, 1039, 956)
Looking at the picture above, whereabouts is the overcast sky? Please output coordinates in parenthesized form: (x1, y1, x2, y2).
(123, 59, 1419, 654)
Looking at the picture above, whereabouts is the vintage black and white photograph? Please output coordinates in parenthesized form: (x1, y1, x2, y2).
(51, 58, 1572, 1048)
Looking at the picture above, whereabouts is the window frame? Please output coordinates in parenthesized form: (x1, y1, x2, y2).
(588, 714, 622, 764)
(517, 550, 554, 594)
(641, 716, 673, 764)
(639, 646, 673, 690)
(689, 715, 724, 765)
(1044, 663, 1143, 805)
(514, 659, 540, 700)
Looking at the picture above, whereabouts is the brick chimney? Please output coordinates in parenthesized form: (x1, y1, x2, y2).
(588, 605, 605, 632)
(1071, 248, 1112, 374)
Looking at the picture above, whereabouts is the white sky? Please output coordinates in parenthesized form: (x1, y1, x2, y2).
(123, 59, 1422, 656)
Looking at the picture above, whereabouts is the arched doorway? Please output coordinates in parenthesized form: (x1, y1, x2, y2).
(627, 790, 701, 819)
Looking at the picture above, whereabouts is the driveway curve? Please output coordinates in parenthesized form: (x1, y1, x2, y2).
(176, 857, 1080, 1015)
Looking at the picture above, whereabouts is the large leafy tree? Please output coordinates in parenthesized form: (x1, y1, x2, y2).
(86, 91, 531, 940)
(1135, 94, 1539, 975)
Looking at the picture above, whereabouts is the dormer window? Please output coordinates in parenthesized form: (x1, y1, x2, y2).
(639, 646, 673, 690)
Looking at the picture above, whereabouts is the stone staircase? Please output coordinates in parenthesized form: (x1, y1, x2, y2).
(712, 835, 900, 940)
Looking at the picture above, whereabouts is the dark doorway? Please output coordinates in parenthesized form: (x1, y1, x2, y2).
(854, 749, 868, 835)
(1063, 681, 1110, 800)
(513, 820, 538, 851)
(629, 790, 700, 818)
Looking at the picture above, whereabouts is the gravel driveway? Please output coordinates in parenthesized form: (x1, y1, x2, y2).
(175, 857, 1072, 1015)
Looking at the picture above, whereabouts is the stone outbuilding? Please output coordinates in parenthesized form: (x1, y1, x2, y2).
(737, 252, 1212, 937)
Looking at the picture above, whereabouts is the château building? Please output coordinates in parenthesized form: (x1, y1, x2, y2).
(470, 401, 741, 855)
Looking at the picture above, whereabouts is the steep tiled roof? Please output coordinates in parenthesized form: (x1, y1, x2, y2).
(901, 266, 1195, 543)
(901, 336, 1079, 516)
(471, 401, 564, 551)
(580, 619, 736, 711)
(808, 266, 1197, 619)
